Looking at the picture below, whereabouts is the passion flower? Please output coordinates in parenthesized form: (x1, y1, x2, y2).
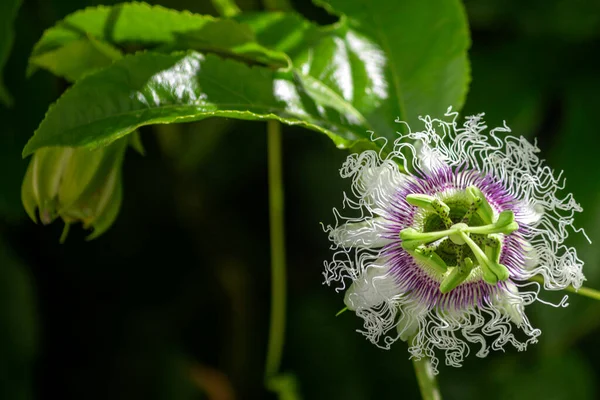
(324, 109, 587, 371)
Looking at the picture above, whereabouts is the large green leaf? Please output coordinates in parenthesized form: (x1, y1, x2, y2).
(242, 0, 470, 139)
(313, 0, 471, 131)
(28, 2, 287, 79)
(238, 12, 376, 133)
(23, 51, 367, 156)
(30, 36, 123, 82)
(0, 0, 22, 107)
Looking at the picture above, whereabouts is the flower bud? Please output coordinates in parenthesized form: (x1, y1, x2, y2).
(21, 138, 127, 241)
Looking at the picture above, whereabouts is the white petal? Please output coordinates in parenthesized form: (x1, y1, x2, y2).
(492, 282, 525, 326)
(397, 298, 429, 341)
(416, 142, 448, 176)
(523, 241, 539, 269)
(344, 261, 400, 310)
(356, 161, 405, 214)
(331, 217, 394, 249)
(518, 202, 544, 225)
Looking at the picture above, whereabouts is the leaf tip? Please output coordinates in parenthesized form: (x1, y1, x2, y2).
(22, 139, 37, 159)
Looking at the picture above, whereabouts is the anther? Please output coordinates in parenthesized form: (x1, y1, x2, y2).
(462, 196, 482, 223)
(485, 234, 509, 281)
(400, 227, 455, 250)
(412, 246, 448, 274)
(440, 257, 474, 294)
(464, 210, 519, 236)
(458, 231, 509, 285)
(406, 194, 453, 228)
(466, 186, 494, 224)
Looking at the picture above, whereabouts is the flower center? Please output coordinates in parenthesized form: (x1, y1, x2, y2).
(399, 186, 519, 293)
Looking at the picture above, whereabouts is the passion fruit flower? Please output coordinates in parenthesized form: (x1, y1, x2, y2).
(324, 109, 588, 371)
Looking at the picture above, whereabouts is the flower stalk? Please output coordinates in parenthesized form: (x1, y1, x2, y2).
(529, 275, 600, 301)
(412, 352, 442, 400)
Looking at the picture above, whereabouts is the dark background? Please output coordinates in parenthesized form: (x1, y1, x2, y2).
(1, 0, 600, 399)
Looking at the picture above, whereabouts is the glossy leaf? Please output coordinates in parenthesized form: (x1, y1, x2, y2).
(242, 0, 470, 140)
(314, 0, 470, 130)
(29, 36, 123, 82)
(238, 12, 376, 132)
(0, 0, 22, 106)
(23, 51, 366, 156)
(28, 2, 287, 79)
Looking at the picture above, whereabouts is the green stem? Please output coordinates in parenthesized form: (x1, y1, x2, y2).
(528, 275, 600, 301)
(210, 0, 291, 393)
(265, 120, 287, 382)
(210, 0, 241, 17)
(412, 353, 442, 400)
(335, 307, 348, 317)
(261, 0, 291, 385)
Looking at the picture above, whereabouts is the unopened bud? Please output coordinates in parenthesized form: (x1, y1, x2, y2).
(21, 138, 128, 241)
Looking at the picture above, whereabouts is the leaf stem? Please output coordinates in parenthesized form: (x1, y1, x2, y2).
(265, 120, 287, 382)
(210, 0, 241, 17)
(528, 275, 600, 301)
(411, 352, 442, 400)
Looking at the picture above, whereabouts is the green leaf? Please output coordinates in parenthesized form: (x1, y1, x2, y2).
(23, 51, 367, 156)
(237, 12, 381, 135)
(313, 0, 470, 130)
(29, 36, 123, 82)
(242, 0, 470, 140)
(0, 0, 22, 107)
(28, 2, 287, 79)
(155, 119, 231, 172)
(129, 130, 145, 155)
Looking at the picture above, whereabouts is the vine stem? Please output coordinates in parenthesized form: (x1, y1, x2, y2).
(528, 275, 600, 301)
(261, 0, 292, 386)
(208, 0, 289, 386)
(265, 120, 287, 382)
(411, 350, 442, 400)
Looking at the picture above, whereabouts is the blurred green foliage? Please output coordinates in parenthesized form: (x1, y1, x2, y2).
(1, 0, 600, 399)
(0, 0, 22, 106)
(0, 239, 37, 400)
